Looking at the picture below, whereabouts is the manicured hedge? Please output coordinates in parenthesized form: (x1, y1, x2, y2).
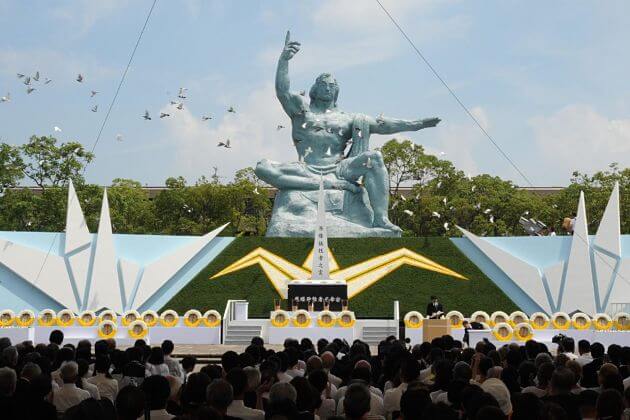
(162, 237, 518, 318)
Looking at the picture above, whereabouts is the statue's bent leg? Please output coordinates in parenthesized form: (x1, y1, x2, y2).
(255, 159, 320, 190)
(342, 151, 401, 231)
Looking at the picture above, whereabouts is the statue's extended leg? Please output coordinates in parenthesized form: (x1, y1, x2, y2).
(255, 159, 360, 192)
(344, 151, 401, 232)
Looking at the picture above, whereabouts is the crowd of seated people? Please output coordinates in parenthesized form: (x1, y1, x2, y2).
(0, 330, 628, 419)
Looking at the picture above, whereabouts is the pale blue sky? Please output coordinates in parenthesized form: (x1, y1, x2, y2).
(1, 0, 629, 187)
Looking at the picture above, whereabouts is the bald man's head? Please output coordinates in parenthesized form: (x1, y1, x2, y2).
(354, 360, 371, 372)
(321, 352, 335, 369)
(306, 355, 323, 375)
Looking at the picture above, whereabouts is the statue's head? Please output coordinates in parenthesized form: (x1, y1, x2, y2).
(309, 73, 339, 107)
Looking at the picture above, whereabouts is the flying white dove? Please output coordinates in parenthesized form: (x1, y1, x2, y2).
(391, 201, 399, 209)
(160, 112, 170, 118)
(142, 110, 151, 120)
(227, 106, 236, 113)
(178, 87, 187, 99)
(325, 146, 332, 156)
(33, 71, 40, 81)
(16, 73, 25, 79)
(442, 197, 447, 205)
(0, 93, 10, 102)
(217, 139, 231, 148)
(277, 125, 284, 130)
(202, 115, 212, 121)
(489, 215, 495, 223)
(253, 187, 260, 195)
(403, 209, 414, 216)
(90, 90, 98, 97)
(76, 74, 84, 83)
(443, 222, 450, 230)
(116, 134, 124, 142)
(44, 78, 52, 84)
(484, 208, 492, 214)
(91, 105, 98, 112)
(23, 77, 31, 85)
(54, 126, 62, 132)
(299, 90, 306, 96)
(26, 87, 35, 94)
(432, 211, 441, 218)
(176, 102, 184, 110)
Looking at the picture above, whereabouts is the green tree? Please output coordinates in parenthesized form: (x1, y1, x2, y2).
(20, 135, 94, 189)
(0, 143, 24, 191)
(379, 139, 450, 195)
(107, 179, 156, 233)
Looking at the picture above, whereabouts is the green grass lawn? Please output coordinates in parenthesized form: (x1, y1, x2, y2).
(162, 237, 518, 318)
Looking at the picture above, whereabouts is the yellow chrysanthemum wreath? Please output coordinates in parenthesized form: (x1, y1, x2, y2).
(292, 310, 311, 328)
(77, 311, 97, 327)
(446, 311, 464, 329)
(184, 310, 202, 327)
(529, 312, 550, 330)
(551, 312, 570, 330)
(492, 322, 513, 342)
(317, 310, 336, 328)
(270, 310, 290, 328)
(160, 310, 179, 327)
(128, 320, 149, 339)
(202, 310, 222, 327)
(56, 309, 75, 327)
(403, 311, 423, 329)
(16, 310, 35, 327)
(337, 310, 356, 328)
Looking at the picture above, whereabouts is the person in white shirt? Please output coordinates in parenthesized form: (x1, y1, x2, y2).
(87, 355, 119, 402)
(53, 361, 90, 414)
(285, 348, 305, 378)
(335, 362, 382, 402)
(559, 337, 578, 361)
(140, 375, 174, 420)
(146, 347, 170, 377)
(226, 368, 265, 420)
(161, 340, 185, 381)
(384, 358, 420, 418)
(576, 340, 593, 367)
(307, 369, 336, 420)
(76, 359, 100, 400)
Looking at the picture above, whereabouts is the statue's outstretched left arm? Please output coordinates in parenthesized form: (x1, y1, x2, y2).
(368, 115, 441, 135)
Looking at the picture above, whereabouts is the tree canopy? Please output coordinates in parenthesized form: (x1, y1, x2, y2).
(0, 136, 626, 237)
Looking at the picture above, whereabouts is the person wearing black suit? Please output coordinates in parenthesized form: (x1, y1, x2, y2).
(426, 296, 444, 318)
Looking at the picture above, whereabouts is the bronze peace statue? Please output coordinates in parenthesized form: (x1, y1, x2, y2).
(255, 32, 440, 237)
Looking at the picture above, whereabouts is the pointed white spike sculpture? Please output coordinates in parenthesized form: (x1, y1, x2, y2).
(64, 180, 91, 254)
(131, 223, 230, 309)
(562, 191, 596, 314)
(310, 174, 330, 280)
(456, 227, 551, 313)
(0, 237, 78, 311)
(86, 189, 123, 312)
(594, 182, 621, 257)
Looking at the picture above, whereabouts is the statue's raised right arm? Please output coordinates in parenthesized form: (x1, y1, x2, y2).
(276, 31, 303, 117)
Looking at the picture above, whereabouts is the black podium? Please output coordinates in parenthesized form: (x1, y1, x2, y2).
(287, 280, 348, 311)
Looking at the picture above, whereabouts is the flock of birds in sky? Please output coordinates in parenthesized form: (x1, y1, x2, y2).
(1, 71, 239, 146)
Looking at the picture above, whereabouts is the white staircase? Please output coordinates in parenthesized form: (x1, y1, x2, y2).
(224, 324, 262, 345)
(361, 325, 398, 345)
